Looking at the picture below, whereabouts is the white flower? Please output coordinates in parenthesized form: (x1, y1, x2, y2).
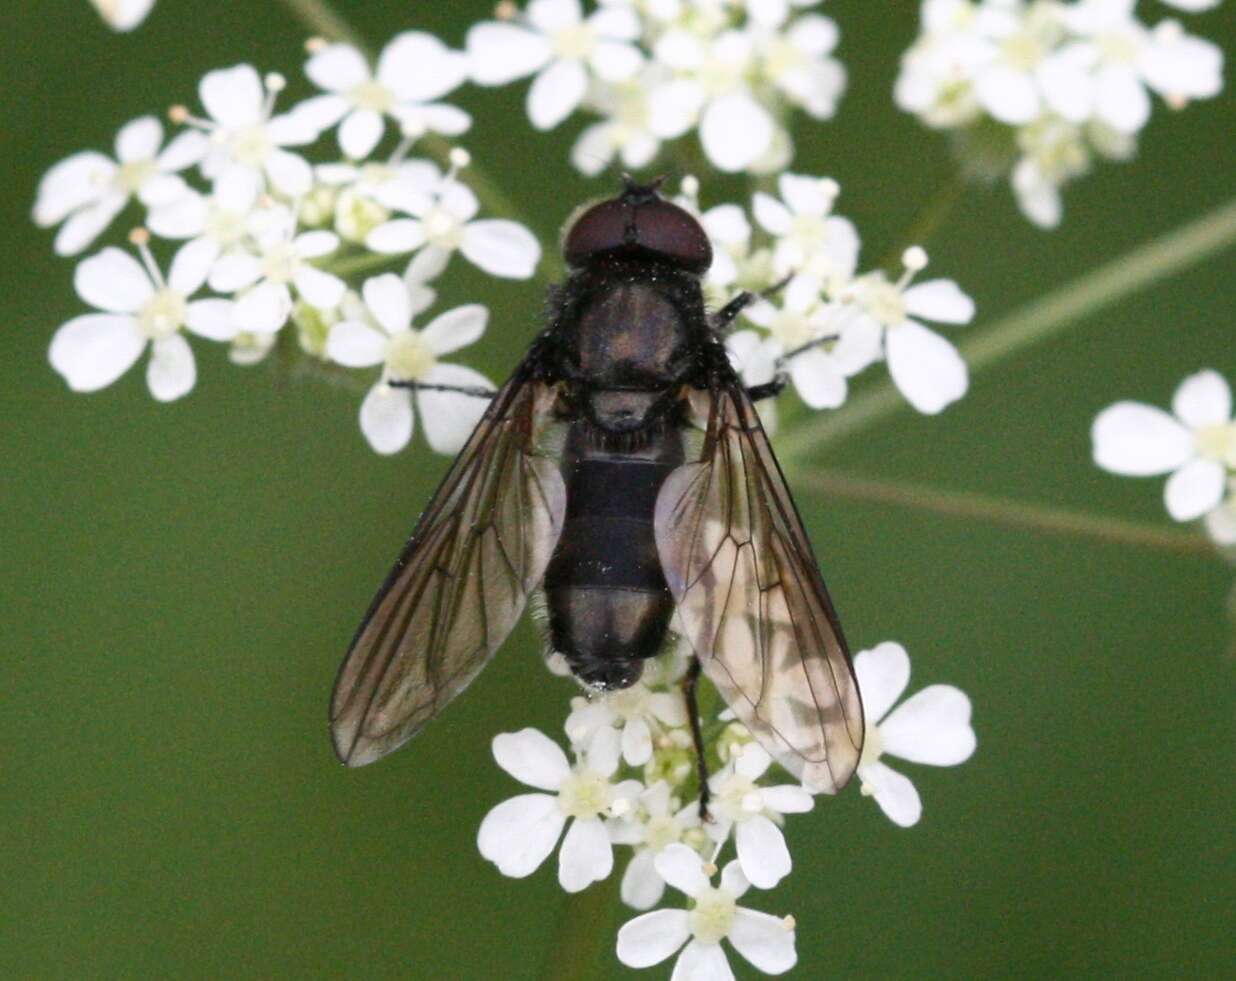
(970, 1, 1066, 125)
(366, 178, 541, 280)
(146, 168, 259, 282)
(570, 72, 666, 176)
(1010, 118, 1091, 228)
(753, 173, 859, 286)
(617, 844, 797, 978)
(33, 115, 206, 255)
(706, 744, 813, 890)
(1092, 369, 1236, 521)
(49, 237, 235, 400)
(847, 247, 974, 415)
(467, 0, 644, 130)
(88, 0, 155, 31)
(295, 35, 471, 159)
(727, 330, 781, 433)
(609, 782, 704, 910)
(566, 682, 688, 766)
(208, 206, 343, 334)
(854, 641, 977, 828)
(325, 273, 492, 455)
(757, 12, 846, 121)
(1204, 490, 1236, 547)
(477, 727, 641, 893)
(185, 65, 320, 197)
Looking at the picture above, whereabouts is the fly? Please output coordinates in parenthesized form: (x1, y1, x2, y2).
(329, 179, 864, 811)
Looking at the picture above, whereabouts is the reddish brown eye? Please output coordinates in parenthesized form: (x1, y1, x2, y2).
(563, 185, 713, 274)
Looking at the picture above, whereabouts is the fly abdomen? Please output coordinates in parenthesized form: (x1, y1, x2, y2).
(544, 423, 683, 690)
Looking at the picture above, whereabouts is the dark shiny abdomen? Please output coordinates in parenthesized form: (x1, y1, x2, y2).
(544, 420, 684, 690)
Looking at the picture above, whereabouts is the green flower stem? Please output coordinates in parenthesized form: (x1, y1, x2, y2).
(877, 173, 967, 272)
(795, 468, 1216, 556)
(276, 0, 554, 268)
(780, 194, 1236, 460)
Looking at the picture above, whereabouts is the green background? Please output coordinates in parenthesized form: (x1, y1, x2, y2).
(3, 1, 1233, 977)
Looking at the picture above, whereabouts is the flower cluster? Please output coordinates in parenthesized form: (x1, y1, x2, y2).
(895, 0, 1224, 227)
(679, 173, 976, 418)
(477, 642, 976, 977)
(1092, 369, 1236, 548)
(467, 0, 847, 175)
(88, 0, 155, 32)
(35, 48, 541, 455)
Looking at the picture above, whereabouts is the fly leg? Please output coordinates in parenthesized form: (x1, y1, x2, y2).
(745, 332, 842, 402)
(683, 657, 713, 822)
(387, 381, 497, 399)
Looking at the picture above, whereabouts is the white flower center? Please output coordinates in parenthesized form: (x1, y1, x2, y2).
(205, 207, 247, 246)
(861, 278, 907, 328)
(230, 125, 273, 166)
(557, 768, 613, 819)
(1194, 422, 1236, 467)
(714, 774, 762, 822)
(1098, 30, 1140, 65)
(605, 686, 649, 721)
(552, 22, 597, 60)
(137, 287, 187, 339)
(384, 329, 436, 382)
(349, 79, 396, 113)
(768, 308, 816, 351)
(643, 815, 681, 851)
(858, 723, 884, 770)
(261, 242, 301, 284)
(423, 206, 464, 248)
(761, 37, 804, 81)
(114, 159, 156, 194)
(1001, 32, 1046, 71)
(689, 887, 736, 945)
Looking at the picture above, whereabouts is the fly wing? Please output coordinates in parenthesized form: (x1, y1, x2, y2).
(654, 381, 864, 793)
(330, 367, 566, 767)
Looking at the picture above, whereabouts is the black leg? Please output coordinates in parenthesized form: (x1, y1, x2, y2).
(745, 378, 787, 402)
(387, 380, 497, 399)
(710, 291, 755, 335)
(683, 658, 713, 822)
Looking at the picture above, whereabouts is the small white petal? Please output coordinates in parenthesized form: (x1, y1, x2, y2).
(359, 383, 414, 454)
(208, 253, 263, 293)
(167, 240, 211, 296)
(585, 723, 622, 777)
(1095, 66, 1150, 134)
(647, 80, 705, 138)
(881, 685, 977, 766)
(621, 849, 668, 911)
(1172, 370, 1231, 428)
(115, 115, 162, 163)
(422, 304, 488, 356)
(616, 909, 690, 968)
(326, 321, 387, 368)
(493, 728, 571, 790)
(477, 793, 566, 877)
(860, 760, 922, 827)
(49, 314, 145, 392)
(54, 195, 127, 256)
(558, 817, 613, 893)
(853, 642, 911, 724)
(264, 149, 313, 197)
(621, 717, 653, 766)
(527, 59, 588, 130)
(418, 367, 493, 454)
(200, 64, 263, 127)
(590, 41, 643, 82)
(136, 173, 189, 209)
(74, 247, 154, 313)
(752, 192, 793, 236)
(1091, 403, 1193, 476)
(184, 299, 237, 341)
(778, 173, 831, 217)
(232, 281, 292, 334)
(306, 43, 370, 93)
(734, 743, 772, 781)
(292, 93, 351, 132)
(146, 333, 196, 402)
(1204, 504, 1236, 546)
(1164, 458, 1227, 521)
(295, 230, 340, 259)
(466, 23, 552, 85)
(700, 93, 773, 173)
(975, 65, 1040, 124)
(719, 860, 750, 899)
(654, 843, 708, 898)
(735, 815, 791, 889)
(33, 151, 115, 226)
(362, 273, 413, 335)
(903, 279, 975, 324)
(460, 221, 541, 279)
(729, 909, 797, 975)
(366, 219, 427, 254)
(673, 939, 735, 981)
(886, 321, 968, 414)
(378, 32, 470, 101)
(339, 108, 385, 160)
(790, 349, 846, 409)
(294, 265, 346, 310)
(760, 785, 814, 814)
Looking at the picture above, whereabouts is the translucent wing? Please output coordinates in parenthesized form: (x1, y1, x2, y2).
(654, 381, 864, 793)
(330, 367, 566, 767)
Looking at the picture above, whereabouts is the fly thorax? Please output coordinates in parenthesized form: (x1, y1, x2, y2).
(689, 887, 737, 945)
(261, 242, 300, 284)
(1194, 422, 1236, 467)
(557, 769, 612, 819)
(229, 125, 273, 167)
(137, 288, 187, 339)
(114, 158, 156, 195)
(386, 330, 436, 382)
(349, 79, 396, 113)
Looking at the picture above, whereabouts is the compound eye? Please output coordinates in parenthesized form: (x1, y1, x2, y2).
(562, 192, 713, 273)
(563, 199, 630, 268)
(631, 198, 712, 274)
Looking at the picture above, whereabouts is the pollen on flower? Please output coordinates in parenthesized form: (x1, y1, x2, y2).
(903, 246, 929, 271)
(305, 36, 327, 53)
(264, 72, 286, 93)
(128, 227, 151, 246)
(449, 147, 471, 170)
(494, 0, 517, 20)
(1194, 423, 1236, 468)
(557, 769, 612, 819)
(167, 104, 189, 124)
(689, 887, 736, 945)
(782, 915, 796, 931)
(386, 330, 437, 382)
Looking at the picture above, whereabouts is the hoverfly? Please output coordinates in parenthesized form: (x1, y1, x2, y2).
(330, 179, 864, 808)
